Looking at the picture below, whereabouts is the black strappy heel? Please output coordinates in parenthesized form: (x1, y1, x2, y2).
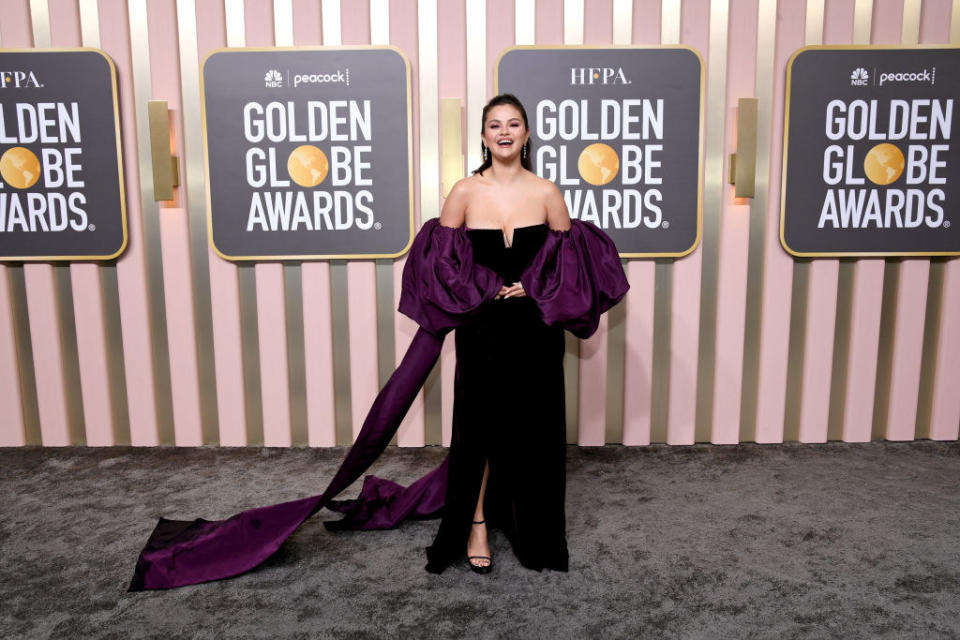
(467, 519, 493, 574)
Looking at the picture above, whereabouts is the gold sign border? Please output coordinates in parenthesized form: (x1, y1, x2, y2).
(0, 47, 129, 263)
(200, 45, 415, 262)
(494, 44, 706, 259)
(781, 44, 960, 258)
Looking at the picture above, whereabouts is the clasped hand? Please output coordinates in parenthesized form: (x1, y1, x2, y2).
(496, 282, 526, 299)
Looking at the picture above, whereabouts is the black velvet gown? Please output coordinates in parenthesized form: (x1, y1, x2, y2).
(425, 224, 569, 573)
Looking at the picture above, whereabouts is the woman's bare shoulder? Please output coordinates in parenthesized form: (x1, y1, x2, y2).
(528, 172, 560, 195)
(531, 174, 571, 230)
(440, 177, 475, 227)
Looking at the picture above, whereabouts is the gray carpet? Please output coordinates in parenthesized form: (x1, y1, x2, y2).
(1, 441, 958, 639)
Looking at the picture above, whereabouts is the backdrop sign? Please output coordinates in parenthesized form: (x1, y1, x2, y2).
(202, 47, 413, 260)
(496, 46, 703, 257)
(0, 49, 126, 261)
(782, 47, 960, 256)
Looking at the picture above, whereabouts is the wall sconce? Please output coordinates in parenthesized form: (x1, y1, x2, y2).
(440, 97, 464, 198)
(728, 97, 758, 199)
(148, 100, 180, 201)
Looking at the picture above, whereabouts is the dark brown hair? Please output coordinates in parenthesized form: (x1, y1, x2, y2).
(472, 93, 533, 175)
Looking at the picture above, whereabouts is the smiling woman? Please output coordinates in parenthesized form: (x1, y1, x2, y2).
(128, 93, 629, 590)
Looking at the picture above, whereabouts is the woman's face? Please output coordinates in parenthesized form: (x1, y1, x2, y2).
(482, 104, 529, 163)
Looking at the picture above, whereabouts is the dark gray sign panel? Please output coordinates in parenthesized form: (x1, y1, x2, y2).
(0, 49, 127, 261)
(782, 47, 960, 256)
(202, 47, 413, 260)
(497, 46, 704, 257)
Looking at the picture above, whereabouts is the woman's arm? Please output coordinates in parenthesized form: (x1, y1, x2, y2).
(543, 179, 571, 231)
(439, 178, 469, 228)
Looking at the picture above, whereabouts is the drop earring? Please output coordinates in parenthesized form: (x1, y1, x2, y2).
(483, 145, 489, 163)
(522, 142, 527, 162)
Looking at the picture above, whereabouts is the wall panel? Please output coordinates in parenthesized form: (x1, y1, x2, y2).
(0, 0, 957, 450)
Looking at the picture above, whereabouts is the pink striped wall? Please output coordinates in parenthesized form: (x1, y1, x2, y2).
(0, 0, 957, 449)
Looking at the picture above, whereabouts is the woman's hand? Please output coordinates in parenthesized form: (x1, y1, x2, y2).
(496, 282, 526, 299)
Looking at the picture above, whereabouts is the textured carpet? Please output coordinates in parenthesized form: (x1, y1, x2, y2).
(0, 441, 958, 639)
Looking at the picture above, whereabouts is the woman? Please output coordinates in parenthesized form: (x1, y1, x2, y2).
(423, 93, 572, 574)
(129, 94, 627, 590)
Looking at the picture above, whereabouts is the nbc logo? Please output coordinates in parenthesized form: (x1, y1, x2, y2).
(850, 67, 869, 86)
(264, 69, 283, 88)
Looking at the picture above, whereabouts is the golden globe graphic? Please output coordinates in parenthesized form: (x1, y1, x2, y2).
(497, 47, 705, 256)
(287, 144, 329, 187)
(0, 147, 42, 189)
(862, 143, 905, 186)
(0, 49, 127, 261)
(577, 143, 619, 186)
(782, 47, 960, 256)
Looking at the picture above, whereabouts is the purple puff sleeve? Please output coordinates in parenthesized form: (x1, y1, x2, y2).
(398, 218, 503, 336)
(520, 219, 629, 339)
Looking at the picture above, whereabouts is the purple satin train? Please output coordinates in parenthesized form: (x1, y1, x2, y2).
(129, 219, 628, 590)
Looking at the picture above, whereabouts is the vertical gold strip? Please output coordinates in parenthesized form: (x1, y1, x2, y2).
(371, 2, 395, 392)
(561, 0, 583, 443)
(650, 0, 681, 444)
(901, 0, 921, 44)
(79, 0, 100, 44)
(177, 0, 220, 444)
(954, 0, 960, 43)
(805, 0, 824, 46)
(273, 0, 306, 445)
(417, 0, 440, 226)
(375, 259, 396, 387)
(31, 1, 86, 443)
(322, 0, 342, 45)
(56, 264, 86, 444)
(99, 263, 130, 443)
(870, 260, 898, 439)
(693, 0, 729, 443)
(605, 259, 627, 443)
(129, 0, 176, 445)
(785, 0, 825, 442)
(661, 0, 681, 44)
(564, 0, 584, 44)
(739, 0, 777, 442)
(371, 0, 390, 44)
(330, 260, 353, 445)
(285, 264, 307, 445)
(224, 0, 264, 445)
(853, 0, 872, 44)
(274, 0, 293, 45)
(29, 0, 50, 47)
(225, 0, 245, 46)
(827, 262, 853, 440)
(649, 261, 672, 443)
(605, 0, 631, 442)
(515, 0, 535, 45)
(916, 259, 945, 438)
(440, 98, 463, 197)
(418, 0, 442, 444)
(319, 0, 351, 445)
(8, 268, 41, 445)
(83, 0, 130, 445)
(466, 0, 485, 171)
(612, 0, 632, 44)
